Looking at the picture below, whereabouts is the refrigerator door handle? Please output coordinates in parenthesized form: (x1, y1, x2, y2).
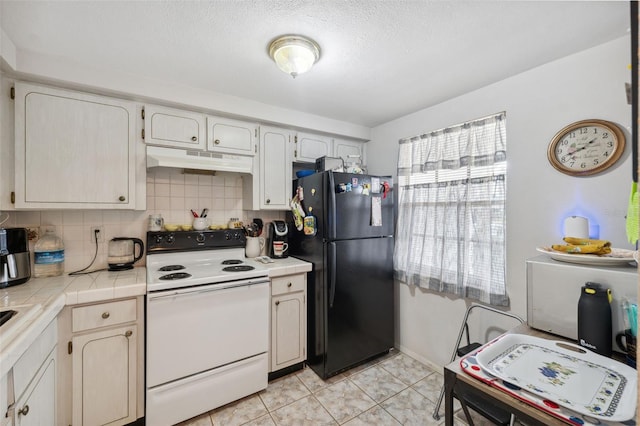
(329, 241, 336, 308)
(328, 171, 336, 240)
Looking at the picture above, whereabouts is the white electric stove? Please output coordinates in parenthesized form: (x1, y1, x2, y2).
(145, 230, 269, 426)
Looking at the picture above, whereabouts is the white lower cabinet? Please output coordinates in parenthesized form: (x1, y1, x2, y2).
(57, 297, 143, 426)
(270, 273, 306, 372)
(1, 372, 11, 426)
(10, 320, 57, 426)
(72, 326, 136, 426)
(14, 354, 56, 426)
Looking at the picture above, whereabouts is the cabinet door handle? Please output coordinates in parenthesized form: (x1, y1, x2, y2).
(266, 199, 271, 204)
(191, 136, 197, 141)
(214, 139, 221, 145)
(275, 301, 280, 306)
(102, 312, 110, 319)
(287, 282, 292, 287)
(118, 196, 126, 202)
(18, 405, 29, 416)
(125, 330, 133, 337)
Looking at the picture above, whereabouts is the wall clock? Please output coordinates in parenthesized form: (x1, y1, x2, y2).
(547, 119, 625, 176)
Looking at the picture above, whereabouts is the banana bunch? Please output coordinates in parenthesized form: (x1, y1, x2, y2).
(551, 237, 611, 255)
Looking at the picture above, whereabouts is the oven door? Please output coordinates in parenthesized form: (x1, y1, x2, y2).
(146, 279, 269, 388)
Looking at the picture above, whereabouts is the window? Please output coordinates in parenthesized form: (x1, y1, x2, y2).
(393, 112, 508, 306)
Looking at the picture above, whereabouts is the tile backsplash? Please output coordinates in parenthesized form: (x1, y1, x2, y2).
(1, 168, 285, 272)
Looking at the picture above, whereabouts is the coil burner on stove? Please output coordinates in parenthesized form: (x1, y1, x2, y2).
(222, 265, 255, 272)
(159, 265, 186, 272)
(221, 259, 243, 265)
(159, 272, 192, 280)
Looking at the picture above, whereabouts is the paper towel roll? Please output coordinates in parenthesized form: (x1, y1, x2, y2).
(564, 216, 589, 239)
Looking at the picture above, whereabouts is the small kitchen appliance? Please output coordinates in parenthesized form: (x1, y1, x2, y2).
(268, 220, 289, 258)
(0, 228, 31, 288)
(578, 282, 612, 357)
(107, 237, 144, 271)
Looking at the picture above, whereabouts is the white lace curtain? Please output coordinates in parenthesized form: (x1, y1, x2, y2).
(393, 112, 508, 306)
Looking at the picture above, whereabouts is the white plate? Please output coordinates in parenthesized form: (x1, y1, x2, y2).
(475, 334, 637, 422)
(536, 247, 637, 266)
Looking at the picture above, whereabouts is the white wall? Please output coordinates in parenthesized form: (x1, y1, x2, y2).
(367, 36, 634, 367)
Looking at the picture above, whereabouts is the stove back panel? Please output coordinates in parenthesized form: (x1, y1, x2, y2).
(147, 230, 246, 253)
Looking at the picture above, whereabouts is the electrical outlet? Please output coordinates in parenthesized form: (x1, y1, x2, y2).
(91, 226, 104, 243)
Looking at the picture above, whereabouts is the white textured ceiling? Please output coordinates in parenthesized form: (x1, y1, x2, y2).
(0, 0, 631, 127)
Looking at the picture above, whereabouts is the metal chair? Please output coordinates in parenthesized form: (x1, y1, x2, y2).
(432, 303, 524, 426)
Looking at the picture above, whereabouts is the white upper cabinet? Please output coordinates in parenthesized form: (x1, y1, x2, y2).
(243, 126, 292, 211)
(294, 132, 333, 163)
(260, 126, 292, 210)
(333, 138, 365, 166)
(207, 116, 257, 155)
(14, 83, 138, 209)
(143, 105, 205, 150)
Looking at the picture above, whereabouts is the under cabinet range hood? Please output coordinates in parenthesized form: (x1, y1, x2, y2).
(146, 146, 253, 174)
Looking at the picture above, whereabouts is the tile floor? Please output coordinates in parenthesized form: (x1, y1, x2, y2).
(176, 350, 499, 426)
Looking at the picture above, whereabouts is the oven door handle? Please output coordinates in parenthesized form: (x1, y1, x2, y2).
(148, 280, 268, 300)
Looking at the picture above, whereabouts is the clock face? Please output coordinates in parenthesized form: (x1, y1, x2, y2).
(548, 120, 625, 176)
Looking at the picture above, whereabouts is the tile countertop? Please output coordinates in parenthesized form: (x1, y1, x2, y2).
(250, 256, 313, 277)
(0, 267, 146, 379)
(0, 257, 311, 378)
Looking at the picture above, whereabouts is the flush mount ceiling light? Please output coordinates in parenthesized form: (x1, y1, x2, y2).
(269, 35, 320, 78)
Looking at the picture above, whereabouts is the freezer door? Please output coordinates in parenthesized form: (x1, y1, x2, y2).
(326, 172, 394, 240)
(324, 237, 394, 377)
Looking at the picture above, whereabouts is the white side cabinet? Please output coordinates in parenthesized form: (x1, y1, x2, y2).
(10, 320, 57, 426)
(207, 116, 257, 155)
(143, 105, 205, 150)
(13, 82, 138, 209)
(57, 297, 143, 426)
(270, 273, 306, 373)
(294, 132, 333, 163)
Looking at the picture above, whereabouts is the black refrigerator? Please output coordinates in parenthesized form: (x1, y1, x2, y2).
(289, 171, 394, 379)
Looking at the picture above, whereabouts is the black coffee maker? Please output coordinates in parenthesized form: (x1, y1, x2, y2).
(267, 220, 289, 258)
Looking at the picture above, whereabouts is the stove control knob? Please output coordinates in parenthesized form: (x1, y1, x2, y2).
(166, 234, 175, 243)
(224, 232, 231, 240)
(196, 233, 206, 243)
(234, 232, 242, 239)
(154, 235, 163, 244)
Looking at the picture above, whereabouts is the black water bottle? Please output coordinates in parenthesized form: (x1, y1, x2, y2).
(577, 282, 612, 357)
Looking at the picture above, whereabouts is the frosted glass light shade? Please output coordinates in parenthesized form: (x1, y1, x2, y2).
(269, 35, 320, 78)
